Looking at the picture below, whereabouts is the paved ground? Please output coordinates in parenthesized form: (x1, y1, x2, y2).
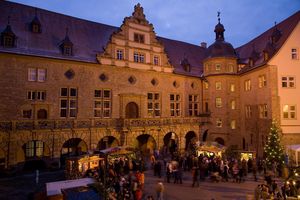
(0, 167, 278, 200)
(143, 169, 266, 200)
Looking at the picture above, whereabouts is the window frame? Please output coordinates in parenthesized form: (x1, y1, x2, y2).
(215, 81, 222, 90)
(147, 92, 161, 117)
(60, 87, 78, 118)
(258, 75, 267, 88)
(291, 48, 298, 60)
(94, 89, 112, 118)
(116, 49, 124, 60)
(281, 76, 295, 88)
(170, 94, 181, 117)
(283, 104, 297, 120)
(188, 94, 200, 116)
(215, 97, 222, 108)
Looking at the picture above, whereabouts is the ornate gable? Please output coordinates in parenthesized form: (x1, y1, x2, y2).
(98, 3, 173, 73)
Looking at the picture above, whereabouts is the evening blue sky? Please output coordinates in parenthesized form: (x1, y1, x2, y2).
(9, 0, 300, 47)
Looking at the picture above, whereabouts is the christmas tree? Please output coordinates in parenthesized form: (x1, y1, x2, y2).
(264, 121, 285, 168)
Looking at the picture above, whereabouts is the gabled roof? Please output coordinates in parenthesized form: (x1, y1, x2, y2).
(0, 1, 205, 77)
(236, 10, 300, 74)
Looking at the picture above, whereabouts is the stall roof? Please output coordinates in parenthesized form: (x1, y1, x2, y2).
(286, 145, 300, 151)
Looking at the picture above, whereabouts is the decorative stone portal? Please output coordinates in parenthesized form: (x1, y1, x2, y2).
(98, 136, 119, 150)
(163, 132, 178, 154)
(134, 134, 157, 156)
(125, 102, 139, 118)
(185, 131, 197, 150)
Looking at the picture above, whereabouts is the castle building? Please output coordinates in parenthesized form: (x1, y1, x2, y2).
(0, 1, 299, 169)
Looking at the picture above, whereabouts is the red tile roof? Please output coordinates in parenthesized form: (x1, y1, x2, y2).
(236, 10, 300, 74)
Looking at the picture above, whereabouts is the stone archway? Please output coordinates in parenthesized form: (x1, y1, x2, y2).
(185, 131, 197, 150)
(135, 134, 157, 156)
(163, 132, 178, 155)
(61, 138, 88, 156)
(125, 102, 139, 118)
(22, 140, 50, 171)
(98, 136, 119, 150)
(215, 137, 225, 146)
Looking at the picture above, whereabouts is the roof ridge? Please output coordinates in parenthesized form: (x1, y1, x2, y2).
(236, 10, 300, 50)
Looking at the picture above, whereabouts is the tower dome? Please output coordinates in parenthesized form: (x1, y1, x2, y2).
(206, 12, 236, 59)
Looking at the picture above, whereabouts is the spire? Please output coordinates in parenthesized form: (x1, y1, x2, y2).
(214, 11, 225, 41)
(271, 21, 282, 44)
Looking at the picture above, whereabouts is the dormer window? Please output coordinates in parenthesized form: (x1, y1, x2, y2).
(1, 21, 16, 48)
(180, 57, 191, 72)
(134, 33, 144, 43)
(249, 58, 254, 67)
(60, 29, 73, 56)
(263, 51, 269, 61)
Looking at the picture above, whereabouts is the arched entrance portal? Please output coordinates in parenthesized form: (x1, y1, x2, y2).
(125, 102, 139, 118)
(61, 138, 87, 156)
(22, 140, 50, 171)
(135, 134, 156, 156)
(98, 136, 119, 150)
(215, 137, 225, 146)
(185, 131, 197, 150)
(164, 132, 178, 155)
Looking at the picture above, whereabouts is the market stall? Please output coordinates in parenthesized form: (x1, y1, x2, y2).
(65, 154, 104, 179)
(100, 146, 137, 163)
(197, 141, 225, 157)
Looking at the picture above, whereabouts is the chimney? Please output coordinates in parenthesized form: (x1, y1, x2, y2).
(200, 42, 207, 48)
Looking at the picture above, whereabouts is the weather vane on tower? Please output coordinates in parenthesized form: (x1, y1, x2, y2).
(217, 11, 221, 23)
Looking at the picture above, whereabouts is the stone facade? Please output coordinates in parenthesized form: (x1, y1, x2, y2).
(0, 2, 299, 168)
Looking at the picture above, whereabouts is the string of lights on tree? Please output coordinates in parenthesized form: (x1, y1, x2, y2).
(263, 121, 285, 168)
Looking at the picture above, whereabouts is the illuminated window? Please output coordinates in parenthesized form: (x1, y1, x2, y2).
(147, 92, 161, 117)
(216, 118, 222, 127)
(230, 84, 235, 92)
(244, 79, 251, 91)
(188, 95, 200, 116)
(170, 94, 181, 117)
(25, 140, 44, 157)
(258, 75, 267, 88)
(216, 64, 221, 71)
(231, 100, 236, 110)
(283, 105, 296, 119)
(204, 82, 209, 89)
(94, 89, 111, 118)
(215, 82, 222, 90)
(259, 104, 268, 119)
(231, 120, 236, 129)
(215, 97, 222, 108)
(282, 76, 295, 88)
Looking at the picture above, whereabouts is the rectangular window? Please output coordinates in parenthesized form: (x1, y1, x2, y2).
(244, 79, 251, 91)
(283, 105, 296, 119)
(282, 76, 295, 88)
(153, 56, 159, 65)
(215, 64, 221, 71)
(292, 48, 298, 60)
(215, 97, 222, 108)
(228, 64, 234, 72)
(231, 100, 236, 110)
(27, 91, 46, 101)
(258, 75, 267, 88)
(28, 68, 46, 82)
(134, 52, 145, 63)
(116, 49, 124, 60)
(231, 120, 236, 129)
(170, 94, 181, 117)
(230, 84, 235, 92)
(148, 92, 161, 117)
(259, 104, 268, 119)
(94, 89, 111, 118)
(60, 88, 77, 118)
(134, 33, 145, 43)
(216, 118, 222, 127)
(188, 95, 200, 116)
(245, 105, 252, 118)
(215, 82, 222, 90)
